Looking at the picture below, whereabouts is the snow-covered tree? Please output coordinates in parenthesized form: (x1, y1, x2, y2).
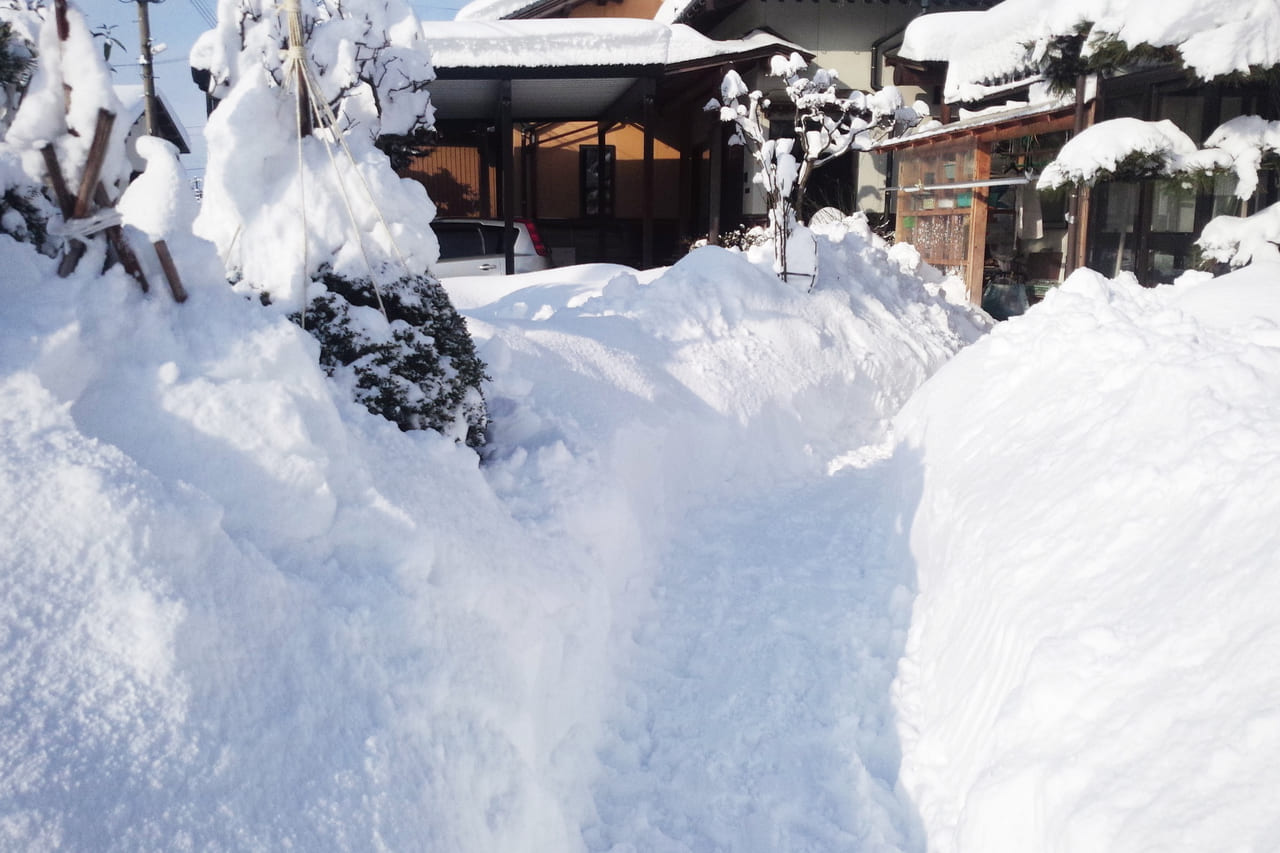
(1040, 114, 1280, 267)
(1031, 10, 1280, 270)
(0, 1, 121, 256)
(192, 0, 488, 446)
(0, 8, 42, 248)
(707, 53, 924, 281)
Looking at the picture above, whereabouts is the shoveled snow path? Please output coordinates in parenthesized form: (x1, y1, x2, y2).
(583, 453, 925, 853)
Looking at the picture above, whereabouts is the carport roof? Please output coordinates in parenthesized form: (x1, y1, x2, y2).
(422, 19, 809, 121)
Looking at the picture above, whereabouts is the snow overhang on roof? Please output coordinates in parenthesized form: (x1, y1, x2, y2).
(422, 19, 810, 121)
(900, 0, 1280, 104)
(453, 0, 547, 21)
(114, 85, 192, 154)
(875, 97, 1078, 151)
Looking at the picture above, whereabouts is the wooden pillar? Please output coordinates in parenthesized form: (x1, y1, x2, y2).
(965, 143, 991, 305)
(708, 120, 723, 244)
(642, 87, 655, 268)
(500, 80, 515, 275)
(1064, 75, 1087, 274)
(523, 126, 539, 221)
(596, 120, 608, 262)
(477, 126, 492, 218)
(677, 136, 693, 245)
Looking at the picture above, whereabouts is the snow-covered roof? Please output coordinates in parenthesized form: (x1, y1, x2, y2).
(897, 11, 984, 64)
(114, 84, 192, 154)
(899, 0, 1280, 104)
(425, 19, 672, 69)
(422, 19, 807, 122)
(422, 19, 805, 71)
(876, 93, 1077, 150)
(654, 0, 694, 25)
(453, 0, 546, 21)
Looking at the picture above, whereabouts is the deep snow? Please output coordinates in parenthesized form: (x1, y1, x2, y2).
(1, 217, 984, 849)
(894, 261, 1280, 853)
(4, 178, 1280, 852)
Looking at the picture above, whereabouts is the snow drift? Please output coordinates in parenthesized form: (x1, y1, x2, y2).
(894, 262, 1280, 853)
(0, 214, 980, 850)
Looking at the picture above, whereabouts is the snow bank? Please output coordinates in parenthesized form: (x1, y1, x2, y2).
(465, 216, 983, 510)
(894, 262, 1280, 852)
(0, 236, 605, 851)
(0, 211, 979, 848)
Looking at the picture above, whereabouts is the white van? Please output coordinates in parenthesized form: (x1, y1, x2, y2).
(431, 218, 552, 277)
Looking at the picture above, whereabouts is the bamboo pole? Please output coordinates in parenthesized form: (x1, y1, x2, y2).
(74, 109, 115, 218)
(93, 184, 150, 294)
(152, 239, 188, 302)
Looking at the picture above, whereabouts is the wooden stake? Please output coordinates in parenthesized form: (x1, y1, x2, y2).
(152, 240, 188, 302)
(104, 225, 150, 293)
(92, 184, 149, 294)
(42, 144, 89, 276)
(74, 110, 116, 219)
(54, 0, 69, 42)
(40, 145, 74, 217)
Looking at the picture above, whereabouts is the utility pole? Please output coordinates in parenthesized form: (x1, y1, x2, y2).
(131, 0, 161, 137)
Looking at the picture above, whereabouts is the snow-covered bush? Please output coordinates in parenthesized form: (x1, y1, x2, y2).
(302, 269, 488, 445)
(1032, 12, 1280, 270)
(192, 0, 488, 446)
(0, 2, 122, 256)
(707, 54, 923, 281)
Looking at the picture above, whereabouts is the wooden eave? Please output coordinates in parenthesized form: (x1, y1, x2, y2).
(877, 104, 1076, 152)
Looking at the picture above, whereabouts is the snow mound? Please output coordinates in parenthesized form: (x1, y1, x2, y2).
(0, 214, 979, 849)
(466, 216, 984, 512)
(894, 262, 1280, 853)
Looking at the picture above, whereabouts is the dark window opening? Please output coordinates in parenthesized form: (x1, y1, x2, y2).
(580, 145, 616, 217)
(434, 223, 482, 259)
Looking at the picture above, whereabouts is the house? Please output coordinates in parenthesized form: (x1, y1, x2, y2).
(406, 0, 997, 269)
(411, 18, 809, 269)
(114, 85, 192, 176)
(878, 4, 1280, 310)
(661, 0, 999, 225)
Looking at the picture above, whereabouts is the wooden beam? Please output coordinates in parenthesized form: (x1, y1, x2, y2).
(642, 87, 655, 268)
(965, 144, 991, 305)
(500, 79, 515, 275)
(708, 119, 723, 244)
(596, 119, 608, 261)
(74, 109, 115, 219)
(153, 239, 188, 302)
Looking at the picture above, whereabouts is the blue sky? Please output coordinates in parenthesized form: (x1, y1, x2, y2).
(77, 0, 466, 178)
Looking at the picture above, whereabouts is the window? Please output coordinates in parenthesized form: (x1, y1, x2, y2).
(580, 145, 615, 217)
(478, 224, 508, 255)
(434, 222, 481, 259)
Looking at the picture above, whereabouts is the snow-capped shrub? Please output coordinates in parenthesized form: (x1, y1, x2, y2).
(300, 269, 489, 447)
(707, 55, 923, 282)
(0, 3, 101, 256)
(194, 0, 487, 446)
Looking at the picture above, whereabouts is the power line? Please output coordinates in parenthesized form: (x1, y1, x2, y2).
(187, 0, 216, 27)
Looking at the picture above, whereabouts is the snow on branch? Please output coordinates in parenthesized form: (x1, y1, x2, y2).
(707, 54, 925, 281)
(1198, 202, 1280, 268)
(1040, 114, 1280, 202)
(1037, 117, 1223, 189)
(1200, 116, 1280, 201)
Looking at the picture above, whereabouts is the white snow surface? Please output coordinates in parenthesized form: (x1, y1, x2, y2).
(6, 160, 1280, 851)
(1, 215, 985, 850)
(894, 262, 1280, 852)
